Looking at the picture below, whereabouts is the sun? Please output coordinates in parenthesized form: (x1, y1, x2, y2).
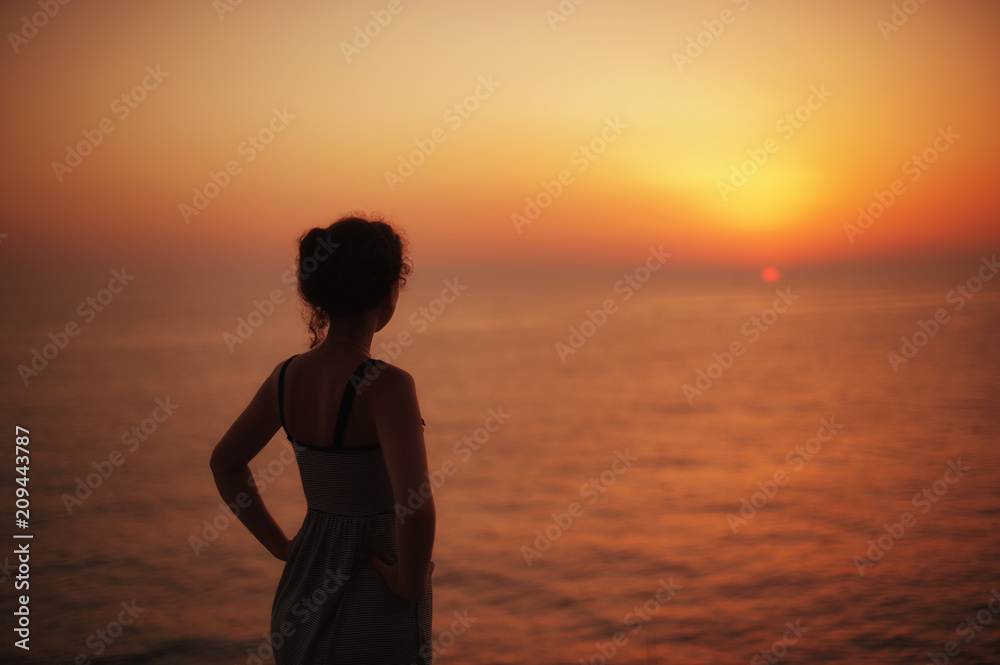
(760, 266, 781, 283)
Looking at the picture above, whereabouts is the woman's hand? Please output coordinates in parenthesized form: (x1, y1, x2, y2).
(275, 535, 296, 562)
(369, 553, 434, 602)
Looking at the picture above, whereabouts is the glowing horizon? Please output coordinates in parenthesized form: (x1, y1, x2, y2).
(1, 0, 998, 274)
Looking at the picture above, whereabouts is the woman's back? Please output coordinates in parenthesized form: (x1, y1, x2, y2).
(270, 352, 432, 664)
(278, 350, 383, 450)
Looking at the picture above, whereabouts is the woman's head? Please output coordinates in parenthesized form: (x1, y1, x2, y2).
(296, 213, 410, 347)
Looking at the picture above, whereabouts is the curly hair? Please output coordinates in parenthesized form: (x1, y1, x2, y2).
(295, 213, 411, 348)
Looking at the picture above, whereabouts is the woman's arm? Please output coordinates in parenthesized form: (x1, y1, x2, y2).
(369, 366, 435, 601)
(209, 362, 293, 561)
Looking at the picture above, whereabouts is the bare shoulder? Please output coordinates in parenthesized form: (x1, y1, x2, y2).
(264, 356, 290, 392)
(254, 355, 296, 409)
(362, 360, 416, 396)
(364, 361, 422, 431)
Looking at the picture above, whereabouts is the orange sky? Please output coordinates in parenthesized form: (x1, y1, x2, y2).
(1, 0, 998, 273)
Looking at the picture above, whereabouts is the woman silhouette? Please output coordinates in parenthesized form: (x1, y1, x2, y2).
(210, 214, 435, 664)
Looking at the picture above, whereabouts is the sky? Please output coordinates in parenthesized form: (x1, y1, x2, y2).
(1, 0, 998, 277)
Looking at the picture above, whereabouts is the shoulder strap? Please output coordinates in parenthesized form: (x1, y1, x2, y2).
(332, 359, 377, 448)
(277, 354, 299, 438)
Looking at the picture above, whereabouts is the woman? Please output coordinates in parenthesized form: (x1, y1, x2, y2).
(210, 214, 435, 664)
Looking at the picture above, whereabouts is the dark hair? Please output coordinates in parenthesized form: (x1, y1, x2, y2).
(296, 213, 410, 348)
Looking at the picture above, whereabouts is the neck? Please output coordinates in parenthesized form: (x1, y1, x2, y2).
(321, 316, 376, 355)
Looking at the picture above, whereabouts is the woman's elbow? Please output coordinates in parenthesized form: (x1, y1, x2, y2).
(209, 446, 243, 474)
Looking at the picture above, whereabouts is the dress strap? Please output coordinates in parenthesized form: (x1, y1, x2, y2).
(332, 359, 377, 449)
(277, 354, 299, 439)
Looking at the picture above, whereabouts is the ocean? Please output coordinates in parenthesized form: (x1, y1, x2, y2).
(2, 255, 998, 664)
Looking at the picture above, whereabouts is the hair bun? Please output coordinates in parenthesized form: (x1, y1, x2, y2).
(296, 214, 410, 348)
